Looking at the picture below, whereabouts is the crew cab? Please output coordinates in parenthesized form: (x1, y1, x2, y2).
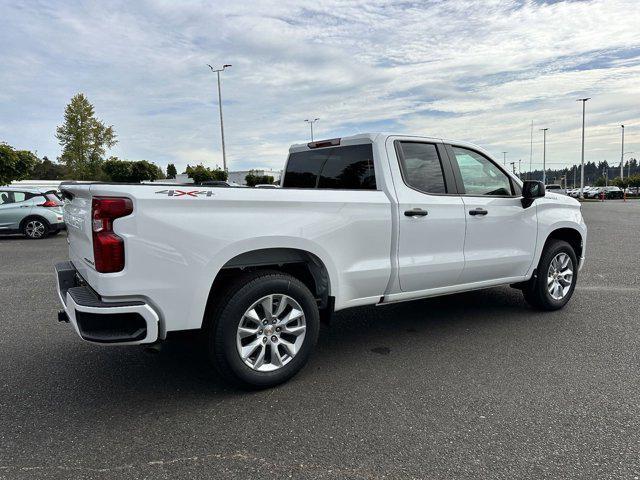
(55, 133, 587, 388)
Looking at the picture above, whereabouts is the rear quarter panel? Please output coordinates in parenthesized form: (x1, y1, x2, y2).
(71, 184, 393, 333)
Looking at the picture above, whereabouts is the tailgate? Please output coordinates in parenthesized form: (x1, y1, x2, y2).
(61, 184, 94, 277)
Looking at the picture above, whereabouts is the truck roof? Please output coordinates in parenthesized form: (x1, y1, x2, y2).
(289, 132, 489, 157)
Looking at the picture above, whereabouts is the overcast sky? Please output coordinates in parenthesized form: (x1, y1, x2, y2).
(1, 0, 639, 174)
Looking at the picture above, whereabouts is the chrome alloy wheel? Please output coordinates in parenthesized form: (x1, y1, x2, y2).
(25, 220, 46, 238)
(236, 294, 307, 372)
(547, 252, 574, 300)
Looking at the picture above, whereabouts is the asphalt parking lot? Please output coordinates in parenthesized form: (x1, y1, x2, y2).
(1, 201, 639, 480)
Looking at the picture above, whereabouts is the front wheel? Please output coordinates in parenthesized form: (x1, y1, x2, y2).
(523, 239, 578, 311)
(208, 271, 320, 389)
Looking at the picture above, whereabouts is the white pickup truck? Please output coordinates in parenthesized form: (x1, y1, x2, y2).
(55, 133, 587, 388)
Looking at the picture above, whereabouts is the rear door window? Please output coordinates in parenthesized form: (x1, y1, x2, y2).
(283, 144, 376, 190)
(397, 142, 447, 194)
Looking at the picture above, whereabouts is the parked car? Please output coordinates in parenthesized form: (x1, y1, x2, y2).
(0, 186, 65, 239)
(585, 186, 623, 199)
(545, 184, 567, 195)
(55, 133, 587, 388)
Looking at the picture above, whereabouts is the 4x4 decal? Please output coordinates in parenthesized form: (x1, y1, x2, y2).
(155, 190, 215, 197)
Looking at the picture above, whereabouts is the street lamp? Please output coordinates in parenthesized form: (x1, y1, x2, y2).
(502, 151, 507, 166)
(207, 63, 232, 171)
(620, 125, 625, 180)
(577, 98, 590, 198)
(540, 128, 549, 185)
(305, 118, 319, 141)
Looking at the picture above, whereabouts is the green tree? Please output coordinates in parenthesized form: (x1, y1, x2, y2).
(611, 176, 628, 191)
(245, 170, 275, 187)
(0, 143, 39, 185)
(55, 93, 116, 180)
(594, 176, 606, 187)
(627, 174, 640, 192)
(166, 163, 177, 179)
(103, 157, 165, 183)
(31, 156, 68, 180)
(103, 157, 133, 182)
(185, 164, 227, 183)
(102, 157, 165, 183)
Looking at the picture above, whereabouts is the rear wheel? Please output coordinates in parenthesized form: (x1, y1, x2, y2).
(22, 218, 49, 239)
(523, 239, 577, 310)
(208, 271, 320, 389)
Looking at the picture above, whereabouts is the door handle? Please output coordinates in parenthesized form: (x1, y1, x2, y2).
(404, 208, 428, 217)
(469, 208, 488, 216)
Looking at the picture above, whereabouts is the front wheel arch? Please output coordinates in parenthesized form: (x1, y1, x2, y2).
(543, 227, 583, 260)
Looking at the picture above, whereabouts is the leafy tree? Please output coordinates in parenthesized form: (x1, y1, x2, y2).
(56, 93, 116, 180)
(103, 157, 165, 183)
(31, 156, 68, 180)
(611, 177, 628, 191)
(594, 176, 606, 187)
(245, 170, 275, 187)
(185, 164, 227, 183)
(166, 163, 177, 179)
(627, 174, 640, 189)
(0, 143, 39, 185)
(131, 160, 165, 182)
(103, 157, 133, 182)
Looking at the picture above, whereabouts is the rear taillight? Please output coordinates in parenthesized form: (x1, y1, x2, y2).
(40, 200, 59, 207)
(92, 197, 133, 273)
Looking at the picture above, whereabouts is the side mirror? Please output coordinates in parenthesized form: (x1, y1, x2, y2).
(521, 180, 545, 208)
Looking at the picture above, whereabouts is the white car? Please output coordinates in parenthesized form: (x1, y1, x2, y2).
(55, 133, 587, 388)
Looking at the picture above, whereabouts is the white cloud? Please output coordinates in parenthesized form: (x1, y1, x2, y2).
(0, 0, 639, 175)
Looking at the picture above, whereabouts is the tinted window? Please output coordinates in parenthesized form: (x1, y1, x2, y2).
(0, 191, 30, 204)
(397, 142, 446, 194)
(283, 144, 376, 190)
(452, 147, 513, 196)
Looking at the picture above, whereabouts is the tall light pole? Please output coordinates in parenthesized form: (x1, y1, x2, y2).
(529, 120, 534, 180)
(502, 151, 507, 166)
(620, 124, 625, 180)
(540, 128, 549, 185)
(207, 63, 232, 171)
(577, 98, 590, 198)
(305, 118, 319, 141)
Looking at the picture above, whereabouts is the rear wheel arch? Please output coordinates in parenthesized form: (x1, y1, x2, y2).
(203, 248, 333, 330)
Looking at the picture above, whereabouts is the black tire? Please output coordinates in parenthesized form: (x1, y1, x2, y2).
(208, 270, 320, 389)
(523, 239, 578, 311)
(21, 217, 50, 239)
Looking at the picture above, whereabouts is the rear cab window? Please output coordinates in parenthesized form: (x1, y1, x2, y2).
(283, 144, 376, 190)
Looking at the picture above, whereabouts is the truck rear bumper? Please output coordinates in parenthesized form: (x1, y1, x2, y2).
(55, 261, 159, 345)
